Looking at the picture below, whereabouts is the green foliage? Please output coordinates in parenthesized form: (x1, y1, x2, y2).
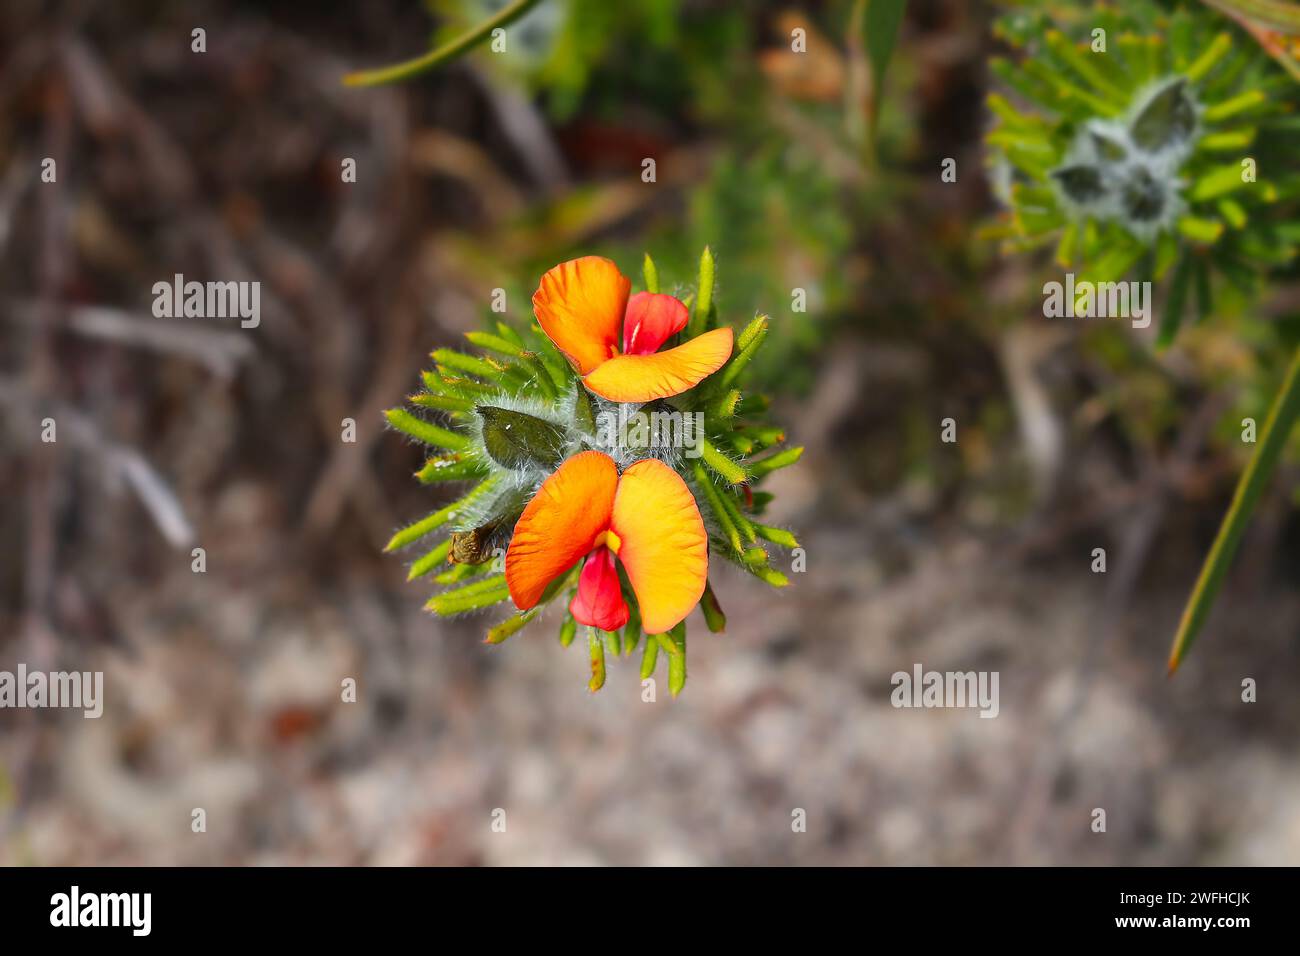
(426, 0, 684, 118)
(1168, 343, 1300, 673)
(861, 0, 910, 142)
(986, 1, 1300, 341)
(989, 0, 1300, 672)
(647, 146, 854, 389)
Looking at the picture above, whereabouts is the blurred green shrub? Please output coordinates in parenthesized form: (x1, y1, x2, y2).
(986, 0, 1300, 341)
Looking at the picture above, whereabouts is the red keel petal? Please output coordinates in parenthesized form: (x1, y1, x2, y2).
(622, 292, 690, 356)
(569, 547, 630, 631)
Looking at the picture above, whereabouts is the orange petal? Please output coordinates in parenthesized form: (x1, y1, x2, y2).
(610, 459, 708, 634)
(506, 451, 618, 610)
(583, 327, 734, 402)
(532, 257, 630, 375)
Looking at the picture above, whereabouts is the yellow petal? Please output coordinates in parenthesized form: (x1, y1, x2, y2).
(506, 451, 618, 609)
(610, 459, 708, 634)
(583, 327, 733, 402)
(532, 256, 629, 375)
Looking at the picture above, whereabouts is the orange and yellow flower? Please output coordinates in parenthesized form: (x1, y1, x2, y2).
(505, 450, 708, 634)
(532, 256, 734, 403)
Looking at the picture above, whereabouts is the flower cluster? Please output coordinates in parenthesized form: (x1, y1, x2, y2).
(1048, 77, 1199, 242)
(384, 251, 800, 694)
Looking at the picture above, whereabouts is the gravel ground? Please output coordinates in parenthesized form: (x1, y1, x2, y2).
(6, 458, 1298, 866)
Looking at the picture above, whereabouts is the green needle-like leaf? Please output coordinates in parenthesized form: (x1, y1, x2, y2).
(693, 463, 743, 553)
(716, 484, 757, 543)
(434, 348, 503, 382)
(700, 437, 748, 485)
(485, 608, 540, 645)
(862, 0, 909, 140)
(754, 524, 800, 549)
(408, 539, 453, 580)
(640, 632, 660, 679)
(387, 478, 499, 551)
(720, 316, 769, 388)
(689, 246, 715, 338)
(1168, 345, 1300, 674)
(588, 628, 606, 692)
(1156, 248, 1195, 349)
(416, 454, 489, 483)
(1185, 32, 1233, 83)
(665, 623, 687, 696)
(1045, 30, 1128, 103)
(622, 606, 642, 656)
(426, 575, 510, 615)
(748, 446, 804, 480)
(642, 253, 660, 294)
(700, 581, 727, 633)
(1202, 89, 1267, 122)
(384, 408, 470, 452)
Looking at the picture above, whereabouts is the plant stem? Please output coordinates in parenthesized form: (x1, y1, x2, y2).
(344, 0, 546, 87)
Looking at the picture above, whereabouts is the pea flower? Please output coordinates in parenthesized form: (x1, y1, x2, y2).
(504, 450, 707, 634)
(532, 255, 734, 402)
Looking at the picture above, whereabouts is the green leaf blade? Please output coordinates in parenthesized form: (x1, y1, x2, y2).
(1168, 346, 1300, 674)
(864, 0, 909, 129)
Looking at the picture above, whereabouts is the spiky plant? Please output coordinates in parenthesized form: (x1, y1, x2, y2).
(383, 249, 801, 694)
(985, 1, 1300, 342)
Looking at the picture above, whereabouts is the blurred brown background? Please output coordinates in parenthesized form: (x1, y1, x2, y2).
(1, 0, 1298, 865)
